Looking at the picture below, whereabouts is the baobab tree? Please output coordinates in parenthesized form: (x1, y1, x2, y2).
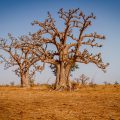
(0, 34, 44, 87)
(28, 8, 109, 90)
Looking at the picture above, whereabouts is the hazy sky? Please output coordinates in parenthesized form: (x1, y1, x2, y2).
(0, 0, 120, 85)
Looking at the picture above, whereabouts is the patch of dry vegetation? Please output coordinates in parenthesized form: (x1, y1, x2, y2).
(0, 85, 120, 120)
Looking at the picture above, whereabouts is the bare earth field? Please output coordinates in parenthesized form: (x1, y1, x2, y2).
(0, 85, 120, 120)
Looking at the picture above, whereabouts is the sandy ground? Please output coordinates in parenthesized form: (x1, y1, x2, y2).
(0, 85, 120, 120)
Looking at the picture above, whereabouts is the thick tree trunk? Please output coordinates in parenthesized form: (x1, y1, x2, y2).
(54, 65, 60, 89)
(55, 63, 71, 91)
(59, 62, 66, 87)
(20, 71, 30, 87)
(65, 65, 72, 90)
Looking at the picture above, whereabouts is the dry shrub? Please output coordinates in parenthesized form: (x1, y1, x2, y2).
(71, 81, 79, 90)
(89, 81, 97, 88)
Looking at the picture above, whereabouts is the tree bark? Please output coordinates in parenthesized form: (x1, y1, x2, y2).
(59, 62, 66, 86)
(65, 65, 72, 90)
(20, 71, 30, 87)
(54, 65, 60, 89)
(55, 62, 71, 91)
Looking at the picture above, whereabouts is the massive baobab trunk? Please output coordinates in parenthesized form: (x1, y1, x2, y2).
(54, 65, 60, 89)
(54, 63, 72, 90)
(20, 70, 30, 87)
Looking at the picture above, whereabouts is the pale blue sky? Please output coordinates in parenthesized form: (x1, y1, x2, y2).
(0, 0, 120, 85)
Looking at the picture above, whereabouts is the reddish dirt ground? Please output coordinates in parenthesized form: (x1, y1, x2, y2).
(0, 85, 120, 120)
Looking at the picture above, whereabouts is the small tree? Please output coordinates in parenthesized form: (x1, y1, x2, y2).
(0, 34, 44, 87)
(75, 74, 89, 85)
(80, 74, 89, 85)
(114, 81, 119, 85)
(103, 81, 109, 85)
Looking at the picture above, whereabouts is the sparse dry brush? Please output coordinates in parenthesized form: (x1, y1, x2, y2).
(0, 85, 120, 120)
(75, 74, 89, 85)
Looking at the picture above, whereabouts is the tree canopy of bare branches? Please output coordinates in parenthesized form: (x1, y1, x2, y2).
(26, 8, 109, 90)
(0, 8, 109, 90)
(0, 34, 44, 87)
